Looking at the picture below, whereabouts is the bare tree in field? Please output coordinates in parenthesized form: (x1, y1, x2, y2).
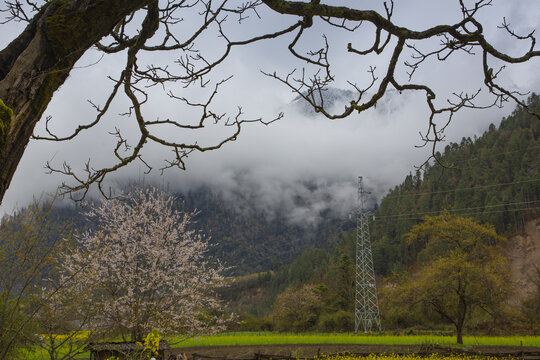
(60, 186, 229, 342)
(0, 0, 539, 202)
(0, 200, 69, 360)
(33, 287, 96, 360)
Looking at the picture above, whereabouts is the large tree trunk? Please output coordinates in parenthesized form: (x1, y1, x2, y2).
(0, 0, 151, 205)
(456, 326, 463, 345)
(455, 296, 467, 345)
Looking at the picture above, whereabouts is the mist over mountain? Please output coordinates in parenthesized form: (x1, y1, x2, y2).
(371, 94, 540, 275)
(292, 88, 355, 115)
(2, 80, 507, 223)
(220, 93, 540, 322)
(291, 88, 405, 116)
(185, 185, 356, 274)
(2, 87, 509, 277)
(27, 181, 356, 276)
(172, 87, 410, 223)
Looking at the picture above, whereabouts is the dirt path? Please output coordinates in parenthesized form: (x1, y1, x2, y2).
(168, 344, 540, 359)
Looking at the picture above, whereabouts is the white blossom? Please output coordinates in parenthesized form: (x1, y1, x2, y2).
(60, 186, 228, 341)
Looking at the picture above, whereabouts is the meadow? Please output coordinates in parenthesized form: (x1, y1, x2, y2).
(20, 333, 540, 359)
(173, 333, 540, 347)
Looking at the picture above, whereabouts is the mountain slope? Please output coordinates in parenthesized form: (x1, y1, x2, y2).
(12, 186, 354, 276)
(371, 94, 540, 275)
(183, 187, 354, 274)
(508, 218, 540, 304)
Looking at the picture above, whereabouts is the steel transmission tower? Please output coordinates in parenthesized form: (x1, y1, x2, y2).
(354, 176, 382, 333)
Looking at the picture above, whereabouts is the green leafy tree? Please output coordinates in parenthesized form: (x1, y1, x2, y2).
(403, 213, 510, 344)
(288, 248, 329, 286)
(0, 200, 69, 359)
(371, 95, 540, 275)
(328, 254, 354, 312)
(271, 284, 324, 332)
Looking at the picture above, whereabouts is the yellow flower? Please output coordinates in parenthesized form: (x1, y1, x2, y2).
(143, 330, 160, 356)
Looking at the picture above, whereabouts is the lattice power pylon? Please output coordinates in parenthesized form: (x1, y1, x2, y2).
(354, 176, 382, 333)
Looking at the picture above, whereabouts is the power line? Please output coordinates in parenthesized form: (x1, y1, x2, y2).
(374, 206, 540, 222)
(376, 199, 540, 219)
(382, 178, 540, 200)
(442, 159, 540, 172)
(447, 205, 540, 218)
(372, 141, 540, 224)
(379, 143, 540, 200)
(440, 144, 540, 165)
(375, 199, 540, 220)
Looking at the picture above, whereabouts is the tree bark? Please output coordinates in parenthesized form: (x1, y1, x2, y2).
(456, 296, 467, 345)
(0, 0, 151, 205)
(456, 326, 463, 345)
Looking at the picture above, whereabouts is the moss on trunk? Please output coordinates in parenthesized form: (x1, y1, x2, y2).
(0, 99, 13, 149)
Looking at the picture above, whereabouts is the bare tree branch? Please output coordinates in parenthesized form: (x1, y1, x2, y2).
(1, 0, 539, 202)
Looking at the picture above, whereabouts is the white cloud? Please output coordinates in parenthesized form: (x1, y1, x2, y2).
(1, 1, 539, 221)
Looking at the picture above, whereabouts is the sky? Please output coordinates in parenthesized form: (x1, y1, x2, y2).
(1, 0, 540, 221)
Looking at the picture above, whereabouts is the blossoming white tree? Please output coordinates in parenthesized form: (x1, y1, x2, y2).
(60, 186, 227, 342)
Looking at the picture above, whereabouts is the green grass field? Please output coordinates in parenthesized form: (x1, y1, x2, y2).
(172, 332, 540, 347)
(19, 333, 540, 359)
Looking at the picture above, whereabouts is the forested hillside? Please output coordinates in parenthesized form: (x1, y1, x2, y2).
(182, 188, 354, 274)
(371, 94, 540, 275)
(5, 186, 354, 276)
(3, 94, 538, 332)
(222, 95, 540, 332)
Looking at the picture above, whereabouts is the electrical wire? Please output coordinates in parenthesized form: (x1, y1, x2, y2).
(375, 199, 540, 220)
(372, 140, 540, 222)
(438, 144, 540, 165)
(382, 177, 540, 200)
(439, 159, 540, 172)
(373, 206, 540, 222)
